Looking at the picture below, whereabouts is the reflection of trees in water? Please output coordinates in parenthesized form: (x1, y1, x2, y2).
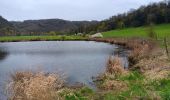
(114, 47, 129, 57)
(113, 47, 129, 69)
(0, 50, 8, 61)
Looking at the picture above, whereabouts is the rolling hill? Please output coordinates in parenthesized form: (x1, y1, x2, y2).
(0, 16, 15, 36)
(11, 19, 98, 34)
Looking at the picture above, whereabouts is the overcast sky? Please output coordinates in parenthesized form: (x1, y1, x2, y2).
(0, 0, 163, 21)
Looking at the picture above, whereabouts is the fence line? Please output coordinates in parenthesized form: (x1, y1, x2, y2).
(164, 37, 169, 58)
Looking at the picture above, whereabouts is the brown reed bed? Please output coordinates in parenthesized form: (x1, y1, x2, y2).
(106, 56, 125, 75)
(95, 56, 128, 91)
(90, 38, 158, 71)
(6, 71, 65, 100)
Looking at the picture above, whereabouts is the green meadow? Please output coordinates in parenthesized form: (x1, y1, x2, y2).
(0, 35, 86, 42)
(102, 24, 170, 39)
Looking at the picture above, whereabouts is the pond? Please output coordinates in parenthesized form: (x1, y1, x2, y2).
(0, 41, 128, 99)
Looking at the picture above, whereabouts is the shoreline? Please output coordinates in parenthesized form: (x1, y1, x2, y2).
(0, 36, 88, 42)
(3, 37, 170, 99)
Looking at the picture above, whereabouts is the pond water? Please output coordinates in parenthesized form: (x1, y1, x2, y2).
(0, 41, 128, 99)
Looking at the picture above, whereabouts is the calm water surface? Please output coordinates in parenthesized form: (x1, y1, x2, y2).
(0, 41, 128, 99)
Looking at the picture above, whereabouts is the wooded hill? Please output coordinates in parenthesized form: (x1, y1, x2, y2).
(11, 19, 98, 35)
(0, 0, 170, 36)
(0, 16, 15, 36)
(91, 0, 170, 32)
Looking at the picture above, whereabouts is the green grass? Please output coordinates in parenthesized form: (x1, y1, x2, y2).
(0, 35, 87, 42)
(102, 24, 170, 39)
(151, 78, 170, 100)
(96, 72, 170, 100)
(104, 72, 149, 100)
(60, 87, 95, 100)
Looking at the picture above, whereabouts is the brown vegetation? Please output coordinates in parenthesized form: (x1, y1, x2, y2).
(101, 80, 127, 91)
(96, 56, 128, 91)
(106, 56, 125, 75)
(6, 71, 65, 100)
(90, 38, 157, 71)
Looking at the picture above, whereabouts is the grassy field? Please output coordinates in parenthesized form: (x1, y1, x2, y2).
(102, 24, 170, 39)
(0, 35, 87, 42)
(1, 24, 170, 42)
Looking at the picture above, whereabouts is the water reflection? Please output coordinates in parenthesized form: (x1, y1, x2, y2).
(0, 50, 8, 61)
(113, 46, 129, 69)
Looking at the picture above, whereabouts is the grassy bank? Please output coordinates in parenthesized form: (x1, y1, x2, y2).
(0, 35, 87, 42)
(93, 38, 170, 99)
(102, 24, 170, 39)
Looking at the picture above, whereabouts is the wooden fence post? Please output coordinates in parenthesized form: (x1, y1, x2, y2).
(164, 37, 169, 59)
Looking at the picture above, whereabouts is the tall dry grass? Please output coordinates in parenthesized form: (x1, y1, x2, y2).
(6, 71, 65, 100)
(96, 56, 127, 90)
(106, 56, 125, 75)
(90, 37, 156, 58)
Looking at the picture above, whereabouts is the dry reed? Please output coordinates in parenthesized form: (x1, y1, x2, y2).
(106, 56, 125, 75)
(6, 71, 65, 100)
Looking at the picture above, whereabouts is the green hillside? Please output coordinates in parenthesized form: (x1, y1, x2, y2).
(102, 24, 170, 39)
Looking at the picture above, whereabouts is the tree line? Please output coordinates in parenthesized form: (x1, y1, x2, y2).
(81, 0, 170, 33)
